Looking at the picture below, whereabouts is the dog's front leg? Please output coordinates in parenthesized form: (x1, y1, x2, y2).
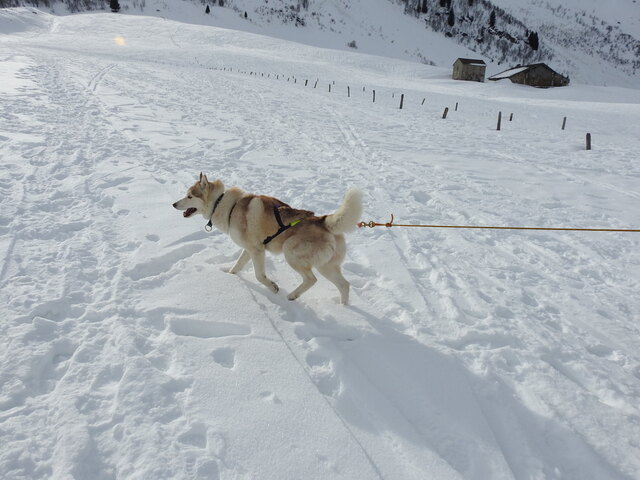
(228, 249, 251, 274)
(249, 249, 279, 293)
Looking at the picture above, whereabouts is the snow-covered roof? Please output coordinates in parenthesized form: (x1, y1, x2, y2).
(488, 66, 530, 80)
(455, 58, 486, 66)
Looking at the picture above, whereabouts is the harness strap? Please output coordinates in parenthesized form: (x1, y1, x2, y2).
(263, 206, 301, 245)
(227, 201, 237, 229)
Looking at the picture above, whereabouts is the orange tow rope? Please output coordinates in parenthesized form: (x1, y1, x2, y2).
(358, 214, 640, 233)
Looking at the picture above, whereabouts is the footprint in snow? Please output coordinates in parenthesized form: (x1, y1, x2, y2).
(411, 190, 432, 204)
(178, 422, 208, 448)
(521, 291, 539, 307)
(494, 305, 515, 319)
(169, 318, 251, 339)
(305, 352, 341, 398)
(126, 243, 206, 280)
(195, 460, 220, 479)
(211, 347, 235, 369)
(20, 332, 78, 397)
(259, 391, 282, 404)
(99, 176, 133, 189)
(177, 424, 223, 479)
(585, 344, 614, 358)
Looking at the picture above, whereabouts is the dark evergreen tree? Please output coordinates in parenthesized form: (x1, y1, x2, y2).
(528, 31, 539, 50)
(421, 0, 428, 14)
(489, 10, 496, 28)
(439, 0, 446, 7)
(205, 4, 210, 14)
(448, 7, 455, 27)
(218, 0, 224, 5)
(109, 0, 120, 12)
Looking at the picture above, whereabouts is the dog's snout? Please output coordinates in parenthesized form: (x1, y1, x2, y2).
(172, 202, 178, 209)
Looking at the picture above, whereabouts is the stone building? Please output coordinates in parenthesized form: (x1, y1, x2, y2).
(452, 58, 487, 82)
(452, 58, 487, 83)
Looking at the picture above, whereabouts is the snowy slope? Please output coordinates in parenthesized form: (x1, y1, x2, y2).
(1, 8, 640, 479)
(3, 0, 640, 87)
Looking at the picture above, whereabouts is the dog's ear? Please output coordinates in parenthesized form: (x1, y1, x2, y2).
(199, 173, 208, 186)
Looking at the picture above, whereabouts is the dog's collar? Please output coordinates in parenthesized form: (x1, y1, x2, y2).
(205, 193, 225, 232)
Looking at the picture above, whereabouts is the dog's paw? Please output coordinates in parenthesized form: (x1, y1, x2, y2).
(269, 282, 279, 294)
(287, 292, 298, 301)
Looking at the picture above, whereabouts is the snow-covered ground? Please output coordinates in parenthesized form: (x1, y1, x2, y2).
(1, 8, 640, 479)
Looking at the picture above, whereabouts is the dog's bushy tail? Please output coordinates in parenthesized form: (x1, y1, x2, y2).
(324, 188, 363, 235)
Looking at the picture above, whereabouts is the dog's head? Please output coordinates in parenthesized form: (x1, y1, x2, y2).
(172, 173, 223, 219)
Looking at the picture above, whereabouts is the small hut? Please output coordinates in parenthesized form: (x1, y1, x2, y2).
(488, 63, 569, 87)
(452, 58, 487, 83)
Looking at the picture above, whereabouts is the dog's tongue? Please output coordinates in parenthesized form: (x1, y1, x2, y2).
(183, 208, 197, 218)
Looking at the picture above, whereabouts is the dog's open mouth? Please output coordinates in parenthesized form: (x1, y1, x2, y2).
(183, 208, 197, 218)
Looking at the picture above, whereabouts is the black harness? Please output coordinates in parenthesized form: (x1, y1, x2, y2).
(205, 195, 298, 244)
(263, 206, 300, 245)
(227, 202, 237, 227)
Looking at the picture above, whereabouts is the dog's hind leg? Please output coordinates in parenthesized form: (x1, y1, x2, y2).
(287, 266, 317, 301)
(249, 249, 279, 293)
(228, 249, 250, 274)
(317, 263, 350, 305)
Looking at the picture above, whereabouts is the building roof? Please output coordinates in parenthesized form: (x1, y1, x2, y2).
(454, 58, 486, 66)
(488, 66, 529, 80)
(488, 63, 566, 80)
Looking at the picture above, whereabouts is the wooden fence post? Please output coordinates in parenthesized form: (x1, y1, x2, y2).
(348, 86, 350, 98)
(442, 107, 449, 119)
(399, 94, 404, 109)
(586, 133, 592, 150)
(562, 117, 567, 130)
(373, 90, 376, 103)
(455, 102, 458, 111)
(421, 98, 425, 105)
(497, 111, 502, 131)
(509, 113, 513, 121)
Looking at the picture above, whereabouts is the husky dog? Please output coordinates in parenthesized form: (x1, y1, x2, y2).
(173, 174, 362, 304)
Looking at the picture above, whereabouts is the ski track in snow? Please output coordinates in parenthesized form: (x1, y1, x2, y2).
(1, 10, 640, 480)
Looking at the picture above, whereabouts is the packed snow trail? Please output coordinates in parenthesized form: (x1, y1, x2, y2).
(1, 10, 640, 480)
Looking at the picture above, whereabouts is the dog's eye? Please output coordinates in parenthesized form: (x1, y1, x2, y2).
(188, 195, 192, 199)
